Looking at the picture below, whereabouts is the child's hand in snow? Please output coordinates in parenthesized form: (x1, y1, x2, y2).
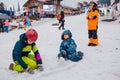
(36, 64, 44, 71)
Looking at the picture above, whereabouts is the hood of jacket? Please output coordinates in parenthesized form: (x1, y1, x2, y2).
(19, 33, 27, 42)
(61, 30, 72, 40)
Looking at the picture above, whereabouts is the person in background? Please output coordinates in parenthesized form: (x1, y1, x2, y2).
(40, 9, 45, 19)
(26, 18, 31, 28)
(4, 19, 10, 33)
(23, 18, 27, 30)
(58, 10, 65, 30)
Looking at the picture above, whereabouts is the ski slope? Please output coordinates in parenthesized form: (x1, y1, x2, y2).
(0, 14, 120, 80)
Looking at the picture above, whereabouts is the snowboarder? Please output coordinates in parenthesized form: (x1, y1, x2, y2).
(58, 30, 83, 62)
(9, 29, 43, 74)
(58, 10, 65, 30)
(86, 1, 99, 46)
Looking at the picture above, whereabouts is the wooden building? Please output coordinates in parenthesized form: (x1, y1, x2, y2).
(60, 5, 79, 16)
(23, 0, 76, 18)
(23, 0, 63, 18)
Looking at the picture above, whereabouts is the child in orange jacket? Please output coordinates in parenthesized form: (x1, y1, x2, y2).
(86, 2, 99, 46)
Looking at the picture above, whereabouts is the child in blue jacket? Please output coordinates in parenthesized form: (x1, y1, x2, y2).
(58, 30, 83, 62)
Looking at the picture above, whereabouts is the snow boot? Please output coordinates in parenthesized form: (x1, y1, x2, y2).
(78, 51, 84, 57)
(91, 43, 97, 46)
(88, 43, 93, 46)
(68, 51, 83, 62)
(88, 43, 97, 46)
(92, 38, 98, 46)
(88, 38, 94, 46)
(9, 63, 14, 70)
(58, 26, 61, 30)
(62, 27, 65, 30)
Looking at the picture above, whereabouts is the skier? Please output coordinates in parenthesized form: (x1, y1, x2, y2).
(86, 1, 99, 46)
(58, 10, 65, 30)
(58, 30, 83, 62)
(9, 29, 43, 74)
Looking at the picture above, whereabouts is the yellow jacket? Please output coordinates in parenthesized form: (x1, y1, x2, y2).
(86, 10, 99, 30)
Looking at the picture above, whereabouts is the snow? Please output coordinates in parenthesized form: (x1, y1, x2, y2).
(0, 14, 120, 80)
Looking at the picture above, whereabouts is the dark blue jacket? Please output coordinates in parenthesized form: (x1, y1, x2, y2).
(60, 30, 77, 55)
(60, 30, 83, 62)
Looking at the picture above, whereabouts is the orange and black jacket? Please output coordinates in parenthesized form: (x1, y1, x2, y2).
(86, 9, 99, 30)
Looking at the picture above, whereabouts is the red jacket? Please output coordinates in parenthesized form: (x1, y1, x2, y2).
(4, 21, 10, 27)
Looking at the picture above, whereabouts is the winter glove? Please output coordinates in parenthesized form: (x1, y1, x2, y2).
(88, 16, 93, 19)
(25, 68, 34, 74)
(36, 64, 44, 71)
(58, 53, 62, 59)
(58, 50, 68, 61)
